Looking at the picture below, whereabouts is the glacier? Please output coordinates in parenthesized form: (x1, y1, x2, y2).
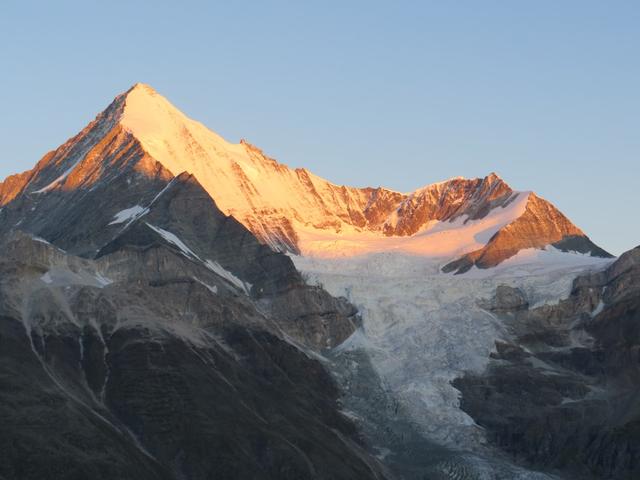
(293, 249, 613, 477)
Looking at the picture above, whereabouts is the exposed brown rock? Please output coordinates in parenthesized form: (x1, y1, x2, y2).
(443, 193, 612, 273)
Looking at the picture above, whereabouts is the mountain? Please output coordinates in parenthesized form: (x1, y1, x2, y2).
(0, 162, 385, 478)
(0, 83, 633, 480)
(0, 83, 610, 272)
(0, 84, 390, 479)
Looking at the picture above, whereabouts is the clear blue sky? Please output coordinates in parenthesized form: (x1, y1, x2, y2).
(1, 1, 638, 254)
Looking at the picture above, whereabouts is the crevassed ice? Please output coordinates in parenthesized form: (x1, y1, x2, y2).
(293, 249, 613, 448)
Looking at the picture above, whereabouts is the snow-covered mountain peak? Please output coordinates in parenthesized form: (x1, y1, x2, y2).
(127, 82, 158, 94)
(117, 83, 245, 168)
(0, 84, 611, 270)
(120, 82, 196, 135)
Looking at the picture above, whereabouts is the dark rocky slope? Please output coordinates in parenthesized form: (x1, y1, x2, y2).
(454, 247, 640, 479)
(0, 231, 388, 480)
(0, 151, 359, 350)
(0, 95, 383, 477)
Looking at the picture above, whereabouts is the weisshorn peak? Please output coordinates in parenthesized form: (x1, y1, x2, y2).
(0, 83, 610, 271)
(0, 83, 630, 480)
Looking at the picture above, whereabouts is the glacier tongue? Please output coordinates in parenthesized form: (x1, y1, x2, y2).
(292, 250, 613, 450)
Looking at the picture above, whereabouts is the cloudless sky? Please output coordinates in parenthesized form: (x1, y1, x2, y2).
(0, 1, 638, 254)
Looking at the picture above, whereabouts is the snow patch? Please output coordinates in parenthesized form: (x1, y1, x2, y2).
(94, 272, 113, 287)
(204, 260, 251, 294)
(32, 236, 51, 245)
(109, 205, 147, 225)
(145, 223, 200, 260)
(591, 300, 605, 317)
(295, 191, 530, 258)
(40, 268, 113, 288)
(454, 246, 614, 280)
(192, 276, 218, 294)
(149, 177, 178, 206)
(143, 224, 251, 295)
(32, 158, 83, 193)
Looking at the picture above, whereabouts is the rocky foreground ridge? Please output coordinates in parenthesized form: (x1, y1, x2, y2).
(0, 170, 388, 479)
(455, 246, 640, 479)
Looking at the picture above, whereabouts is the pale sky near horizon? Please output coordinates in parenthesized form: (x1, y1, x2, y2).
(1, 1, 638, 255)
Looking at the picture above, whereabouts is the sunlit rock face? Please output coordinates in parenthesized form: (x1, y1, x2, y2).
(0, 83, 609, 265)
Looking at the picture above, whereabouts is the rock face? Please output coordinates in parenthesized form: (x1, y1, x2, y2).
(0, 148, 360, 350)
(478, 285, 530, 312)
(441, 193, 612, 274)
(0, 231, 387, 480)
(454, 246, 640, 479)
(0, 83, 609, 267)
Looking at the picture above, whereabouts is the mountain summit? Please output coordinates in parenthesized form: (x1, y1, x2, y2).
(1, 84, 635, 480)
(0, 83, 611, 271)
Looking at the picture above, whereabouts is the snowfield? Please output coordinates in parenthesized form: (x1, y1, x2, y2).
(292, 248, 613, 450)
(295, 190, 530, 258)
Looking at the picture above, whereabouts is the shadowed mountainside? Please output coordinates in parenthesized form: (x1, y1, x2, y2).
(454, 246, 640, 479)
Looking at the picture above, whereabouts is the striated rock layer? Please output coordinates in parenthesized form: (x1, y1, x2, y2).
(0, 101, 385, 477)
(0, 228, 386, 480)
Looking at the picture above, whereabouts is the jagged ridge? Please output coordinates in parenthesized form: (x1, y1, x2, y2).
(0, 83, 611, 270)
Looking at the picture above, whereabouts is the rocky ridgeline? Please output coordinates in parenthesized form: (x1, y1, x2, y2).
(0, 84, 610, 266)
